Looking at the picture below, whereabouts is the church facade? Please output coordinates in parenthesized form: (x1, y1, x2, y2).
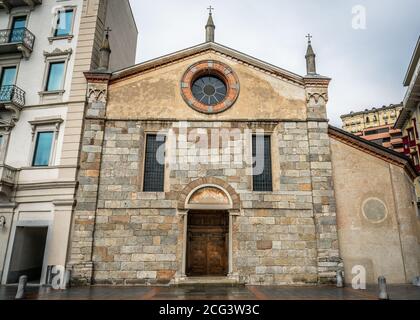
(68, 14, 420, 286)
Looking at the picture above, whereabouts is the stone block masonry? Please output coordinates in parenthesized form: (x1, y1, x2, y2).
(70, 115, 341, 285)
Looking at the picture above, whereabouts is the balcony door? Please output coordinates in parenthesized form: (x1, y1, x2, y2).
(1, 67, 16, 87)
(9, 16, 27, 43)
(0, 66, 16, 102)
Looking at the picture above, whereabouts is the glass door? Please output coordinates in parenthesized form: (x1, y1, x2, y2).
(9, 16, 27, 43)
(0, 67, 17, 87)
(0, 66, 17, 102)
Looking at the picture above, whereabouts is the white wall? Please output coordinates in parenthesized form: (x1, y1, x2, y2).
(0, 0, 83, 105)
(6, 106, 67, 167)
(0, 0, 83, 285)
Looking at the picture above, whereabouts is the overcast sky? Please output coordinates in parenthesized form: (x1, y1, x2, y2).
(128, 0, 420, 126)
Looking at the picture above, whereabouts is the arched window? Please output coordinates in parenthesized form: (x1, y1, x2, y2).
(366, 117, 370, 123)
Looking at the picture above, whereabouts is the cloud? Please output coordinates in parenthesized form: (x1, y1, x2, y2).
(129, 0, 420, 127)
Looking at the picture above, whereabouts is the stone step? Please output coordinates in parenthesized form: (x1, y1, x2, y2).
(173, 276, 244, 287)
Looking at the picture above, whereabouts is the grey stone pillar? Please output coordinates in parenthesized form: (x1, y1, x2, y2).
(68, 73, 110, 286)
(304, 76, 343, 284)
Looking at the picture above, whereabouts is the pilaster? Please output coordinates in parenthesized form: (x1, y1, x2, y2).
(304, 76, 343, 284)
(68, 72, 110, 285)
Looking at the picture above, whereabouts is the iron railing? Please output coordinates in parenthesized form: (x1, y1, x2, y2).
(0, 85, 25, 107)
(0, 27, 35, 51)
(0, 0, 42, 10)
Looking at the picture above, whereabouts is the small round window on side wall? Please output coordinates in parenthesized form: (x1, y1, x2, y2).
(362, 198, 388, 223)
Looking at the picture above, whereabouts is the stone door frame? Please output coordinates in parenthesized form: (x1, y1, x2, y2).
(176, 178, 241, 282)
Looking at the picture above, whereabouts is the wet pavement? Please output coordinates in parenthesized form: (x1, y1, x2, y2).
(1, 284, 420, 300)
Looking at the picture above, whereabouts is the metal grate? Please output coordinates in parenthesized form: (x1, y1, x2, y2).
(143, 134, 166, 192)
(252, 135, 273, 192)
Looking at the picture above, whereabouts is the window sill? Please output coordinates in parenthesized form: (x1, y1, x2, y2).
(48, 35, 74, 43)
(38, 90, 65, 97)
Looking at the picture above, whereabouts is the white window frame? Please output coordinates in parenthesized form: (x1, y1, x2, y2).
(39, 48, 72, 97)
(7, 11, 30, 30)
(49, 5, 77, 43)
(0, 63, 19, 86)
(28, 118, 63, 167)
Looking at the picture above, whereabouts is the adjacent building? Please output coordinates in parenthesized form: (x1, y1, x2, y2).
(395, 36, 420, 168)
(67, 13, 420, 286)
(395, 36, 420, 198)
(0, 0, 137, 286)
(341, 104, 404, 153)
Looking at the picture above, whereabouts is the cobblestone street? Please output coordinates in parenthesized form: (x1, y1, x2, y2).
(1, 285, 419, 300)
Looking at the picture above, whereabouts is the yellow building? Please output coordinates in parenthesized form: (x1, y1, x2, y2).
(341, 104, 403, 134)
(341, 105, 404, 152)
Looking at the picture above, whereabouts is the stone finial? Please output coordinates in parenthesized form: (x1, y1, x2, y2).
(205, 6, 215, 42)
(98, 27, 112, 71)
(305, 33, 317, 75)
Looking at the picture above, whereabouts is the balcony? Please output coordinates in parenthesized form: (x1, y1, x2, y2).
(0, 165, 17, 201)
(0, 0, 41, 11)
(0, 85, 25, 124)
(0, 27, 35, 58)
(0, 85, 25, 107)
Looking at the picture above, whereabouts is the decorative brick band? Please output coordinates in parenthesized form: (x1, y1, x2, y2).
(177, 177, 240, 210)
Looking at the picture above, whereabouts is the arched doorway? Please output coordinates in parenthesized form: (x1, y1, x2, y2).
(186, 210, 229, 276)
(178, 181, 240, 279)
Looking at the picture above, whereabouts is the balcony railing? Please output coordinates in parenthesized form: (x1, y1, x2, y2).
(0, 0, 42, 11)
(0, 27, 35, 56)
(0, 85, 25, 107)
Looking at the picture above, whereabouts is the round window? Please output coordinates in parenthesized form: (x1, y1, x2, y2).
(180, 60, 240, 114)
(192, 75, 227, 106)
(362, 198, 388, 223)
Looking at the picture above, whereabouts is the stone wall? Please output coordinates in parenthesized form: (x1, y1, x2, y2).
(70, 117, 341, 285)
(69, 49, 342, 286)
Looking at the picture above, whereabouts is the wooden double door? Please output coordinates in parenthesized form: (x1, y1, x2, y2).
(186, 211, 229, 277)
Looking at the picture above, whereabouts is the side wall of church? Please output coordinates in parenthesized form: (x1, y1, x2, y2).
(331, 138, 420, 284)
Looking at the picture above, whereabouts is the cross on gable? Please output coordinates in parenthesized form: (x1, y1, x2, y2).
(207, 5, 214, 14)
(306, 33, 313, 43)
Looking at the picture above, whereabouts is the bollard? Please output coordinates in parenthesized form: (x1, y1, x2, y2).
(413, 276, 420, 287)
(336, 270, 344, 288)
(378, 276, 389, 300)
(63, 270, 71, 289)
(15, 275, 28, 300)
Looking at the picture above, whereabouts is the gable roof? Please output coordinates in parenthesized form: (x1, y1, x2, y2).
(328, 125, 417, 180)
(110, 42, 306, 85)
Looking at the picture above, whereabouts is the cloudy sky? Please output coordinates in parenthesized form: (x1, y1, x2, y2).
(128, 0, 420, 126)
